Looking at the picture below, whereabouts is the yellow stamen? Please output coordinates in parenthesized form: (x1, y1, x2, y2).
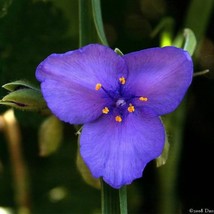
(115, 115, 122, 123)
(95, 83, 102, 90)
(102, 107, 109, 114)
(139, 96, 148, 102)
(119, 77, 126, 85)
(128, 104, 135, 113)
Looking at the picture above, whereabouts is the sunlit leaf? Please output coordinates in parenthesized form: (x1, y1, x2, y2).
(183, 28, 197, 56)
(151, 17, 174, 47)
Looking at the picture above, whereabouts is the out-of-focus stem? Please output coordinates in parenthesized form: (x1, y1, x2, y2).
(158, 1, 213, 213)
(1, 109, 31, 214)
(79, 0, 97, 47)
(158, 103, 187, 214)
(185, 0, 214, 42)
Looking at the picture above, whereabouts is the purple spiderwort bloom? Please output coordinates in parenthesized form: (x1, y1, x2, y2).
(36, 44, 193, 189)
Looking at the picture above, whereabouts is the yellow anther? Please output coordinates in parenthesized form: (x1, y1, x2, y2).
(139, 96, 148, 102)
(102, 107, 109, 114)
(115, 115, 122, 123)
(128, 104, 135, 113)
(119, 77, 126, 85)
(95, 83, 102, 90)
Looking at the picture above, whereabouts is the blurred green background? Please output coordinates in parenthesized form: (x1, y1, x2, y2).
(0, 0, 214, 213)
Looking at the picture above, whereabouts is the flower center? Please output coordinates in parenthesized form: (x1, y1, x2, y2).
(95, 77, 148, 123)
(116, 98, 126, 107)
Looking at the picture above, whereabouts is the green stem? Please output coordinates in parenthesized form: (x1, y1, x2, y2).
(79, 1, 128, 213)
(119, 186, 128, 214)
(101, 180, 128, 214)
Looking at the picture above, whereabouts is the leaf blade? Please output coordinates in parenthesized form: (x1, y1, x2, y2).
(92, 0, 108, 46)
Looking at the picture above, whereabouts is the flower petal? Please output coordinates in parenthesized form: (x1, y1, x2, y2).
(123, 47, 193, 115)
(36, 44, 127, 124)
(80, 112, 165, 189)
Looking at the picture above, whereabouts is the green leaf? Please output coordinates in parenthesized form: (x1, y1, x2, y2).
(92, 0, 108, 46)
(2, 80, 39, 92)
(0, 88, 47, 111)
(39, 115, 63, 157)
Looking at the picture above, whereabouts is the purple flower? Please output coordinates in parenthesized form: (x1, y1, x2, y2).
(36, 44, 193, 189)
